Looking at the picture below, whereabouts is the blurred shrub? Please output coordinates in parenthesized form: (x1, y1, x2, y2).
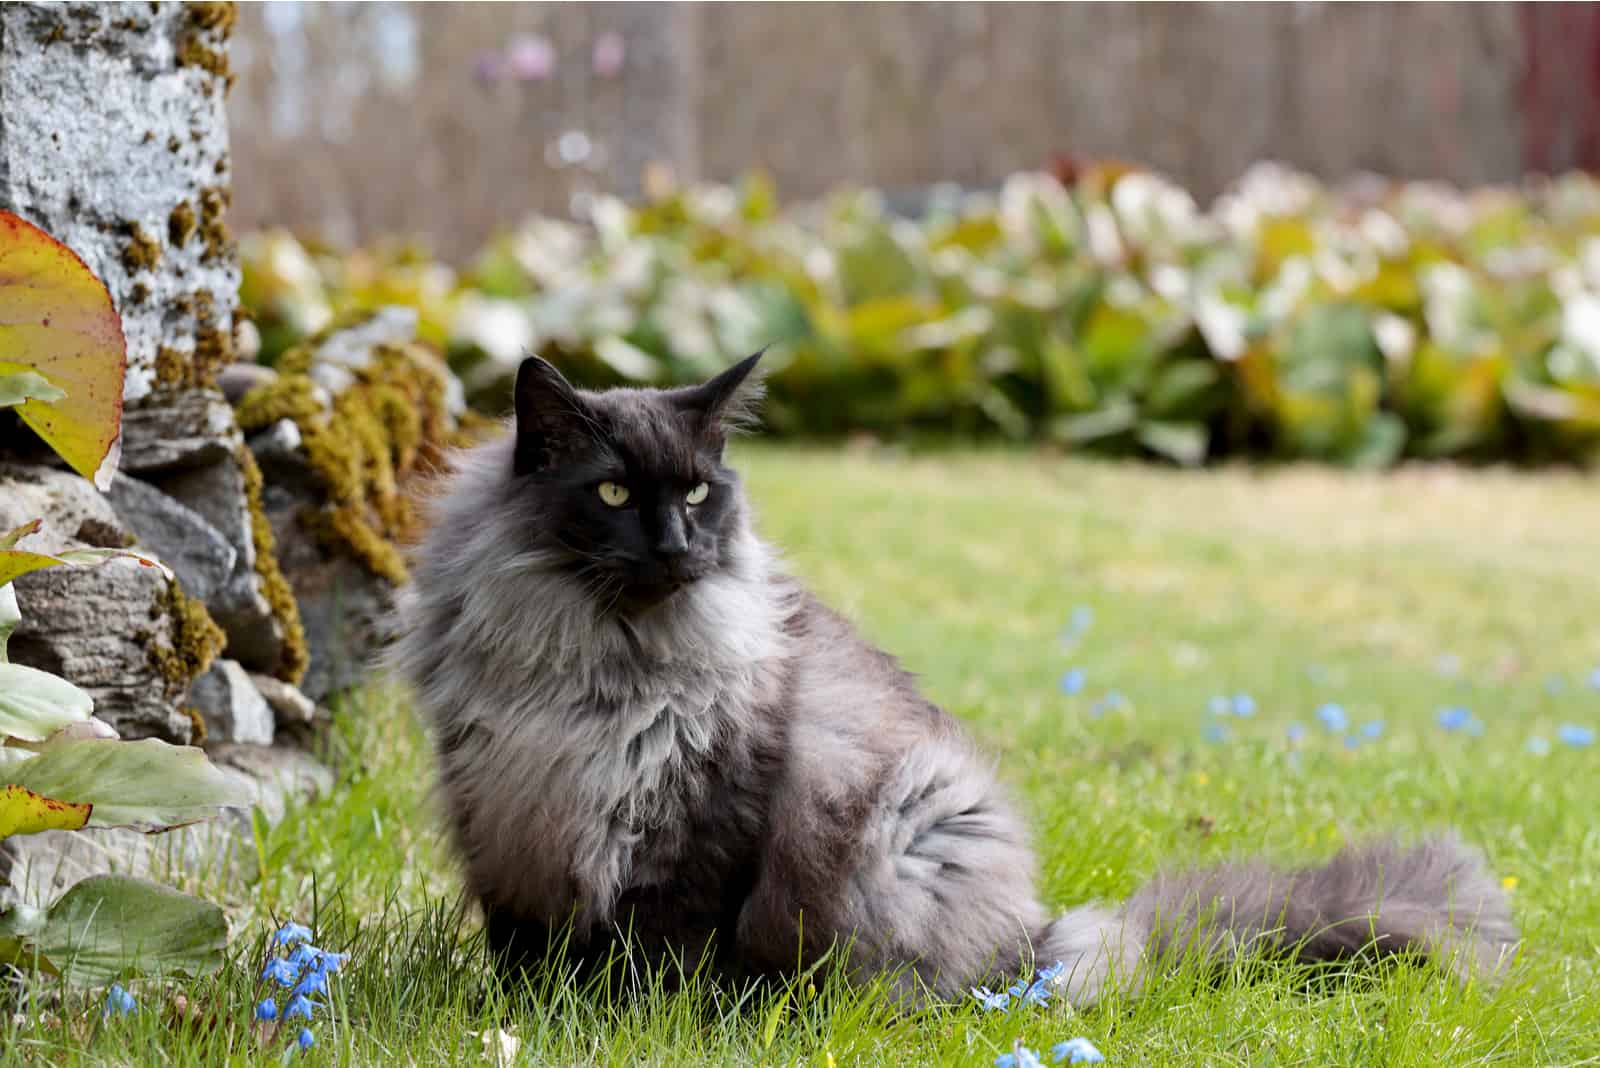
(239, 164, 1600, 467)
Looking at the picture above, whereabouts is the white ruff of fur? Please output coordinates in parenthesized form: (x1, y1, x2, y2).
(395, 436, 786, 925)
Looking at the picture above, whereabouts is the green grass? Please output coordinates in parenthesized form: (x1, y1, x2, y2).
(9, 446, 1600, 1065)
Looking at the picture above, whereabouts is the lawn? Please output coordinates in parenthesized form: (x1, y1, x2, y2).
(10, 446, 1600, 1065)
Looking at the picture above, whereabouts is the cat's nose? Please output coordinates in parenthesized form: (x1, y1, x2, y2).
(654, 509, 689, 558)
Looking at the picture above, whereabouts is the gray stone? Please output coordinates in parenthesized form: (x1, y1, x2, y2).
(0, 464, 196, 742)
(118, 389, 240, 475)
(206, 743, 336, 826)
(0, 2, 239, 410)
(152, 454, 286, 674)
(258, 480, 394, 703)
(249, 672, 318, 726)
(313, 305, 419, 368)
(217, 361, 277, 405)
(0, 463, 131, 553)
(188, 658, 274, 746)
(107, 472, 236, 603)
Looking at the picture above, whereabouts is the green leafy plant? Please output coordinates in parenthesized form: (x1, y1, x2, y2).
(0, 210, 247, 985)
(241, 164, 1600, 467)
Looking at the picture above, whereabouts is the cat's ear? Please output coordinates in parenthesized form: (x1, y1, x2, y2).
(513, 356, 594, 475)
(674, 349, 767, 444)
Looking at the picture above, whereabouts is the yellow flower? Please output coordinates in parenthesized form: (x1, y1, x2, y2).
(1502, 875, 1519, 891)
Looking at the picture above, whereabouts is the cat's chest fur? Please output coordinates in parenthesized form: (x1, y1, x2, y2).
(436, 565, 787, 930)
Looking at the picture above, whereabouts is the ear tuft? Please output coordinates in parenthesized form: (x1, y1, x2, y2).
(674, 348, 769, 440)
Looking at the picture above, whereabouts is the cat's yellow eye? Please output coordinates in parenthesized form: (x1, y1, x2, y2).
(597, 481, 630, 507)
(686, 482, 710, 505)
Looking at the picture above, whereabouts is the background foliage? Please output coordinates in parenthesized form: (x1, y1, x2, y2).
(239, 163, 1600, 468)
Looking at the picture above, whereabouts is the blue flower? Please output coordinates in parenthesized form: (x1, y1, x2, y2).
(1231, 694, 1257, 717)
(1060, 669, 1086, 696)
(312, 950, 348, 975)
(261, 958, 300, 986)
(284, 994, 319, 1020)
(1286, 722, 1306, 743)
(1316, 703, 1347, 732)
(970, 986, 1010, 1012)
(1558, 724, 1596, 748)
(292, 967, 330, 998)
(1202, 722, 1229, 744)
(298, 1028, 315, 1051)
(1010, 977, 1052, 1008)
(1527, 736, 1551, 756)
(1361, 720, 1384, 739)
(1052, 1037, 1105, 1064)
(1438, 706, 1475, 733)
(102, 984, 136, 1018)
(274, 922, 314, 947)
(1036, 960, 1066, 982)
(255, 997, 278, 1021)
(996, 1046, 1044, 1068)
(1343, 735, 1360, 750)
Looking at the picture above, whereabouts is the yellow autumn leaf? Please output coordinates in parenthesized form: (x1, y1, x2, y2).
(0, 211, 127, 491)
(0, 783, 92, 839)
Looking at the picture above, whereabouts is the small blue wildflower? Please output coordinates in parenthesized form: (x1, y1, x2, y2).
(1037, 960, 1066, 982)
(1437, 706, 1472, 732)
(1316, 703, 1347, 732)
(261, 958, 300, 986)
(1343, 735, 1360, 750)
(1527, 736, 1551, 756)
(291, 967, 330, 998)
(287, 943, 321, 967)
(996, 1046, 1044, 1068)
(102, 984, 136, 1018)
(1059, 669, 1086, 696)
(1231, 694, 1257, 718)
(970, 986, 1010, 1012)
(255, 997, 278, 1021)
(312, 950, 347, 975)
(1558, 724, 1596, 748)
(1052, 1037, 1106, 1064)
(1286, 722, 1306, 743)
(1361, 720, 1384, 739)
(298, 1028, 315, 1051)
(1010, 978, 1051, 1008)
(274, 922, 314, 947)
(1208, 695, 1230, 716)
(1202, 722, 1229, 744)
(284, 994, 319, 1020)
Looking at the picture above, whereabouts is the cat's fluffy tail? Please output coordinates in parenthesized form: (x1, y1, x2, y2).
(1038, 833, 1519, 1007)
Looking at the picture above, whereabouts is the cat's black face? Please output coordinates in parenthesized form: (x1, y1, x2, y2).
(510, 353, 764, 611)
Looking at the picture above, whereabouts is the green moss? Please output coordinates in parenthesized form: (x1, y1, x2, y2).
(185, 1, 236, 33)
(176, 33, 229, 79)
(120, 223, 161, 273)
(235, 376, 324, 432)
(154, 345, 186, 387)
(254, 340, 458, 584)
(147, 580, 226, 693)
(236, 445, 309, 685)
(182, 705, 208, 745)
(198, 187, 232, 264)
(168, 201, 197, 247)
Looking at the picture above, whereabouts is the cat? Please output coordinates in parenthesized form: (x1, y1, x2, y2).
(393, 350, 1518, 1007)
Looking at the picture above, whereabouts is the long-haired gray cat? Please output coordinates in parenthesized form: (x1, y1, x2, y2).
(394, 351, 1516, 1007)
